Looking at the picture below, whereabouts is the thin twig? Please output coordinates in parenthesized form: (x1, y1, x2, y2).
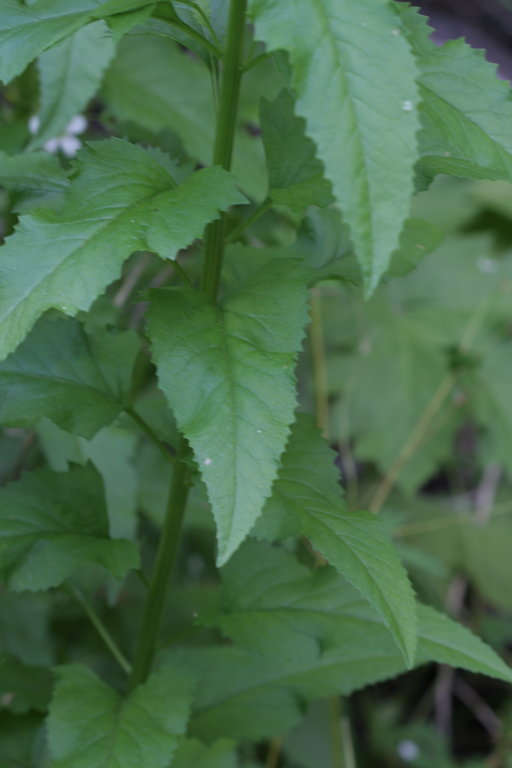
(265, 737, 283, 768)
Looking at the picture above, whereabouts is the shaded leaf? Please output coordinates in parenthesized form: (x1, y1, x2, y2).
(249, 0, 420, 292)
(397, 5, 512, 185)
(260, 89, 333, 211)
(254, 415, 417, 666)
(0, 315, 139, 438)
(0, 656, 52, 714)
(0, 150, 69, 211)
(173, 738, 238, 768)
(48, 664, 192, 768)
(0, 465, 138, 590)
(147, 252, 310, 564)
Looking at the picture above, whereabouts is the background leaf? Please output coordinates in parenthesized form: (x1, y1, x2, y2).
(48, 665, 192, 768)
(31, 20, 115, 148)
(0, 315, 139, 438)
(0, 465, 138, 590)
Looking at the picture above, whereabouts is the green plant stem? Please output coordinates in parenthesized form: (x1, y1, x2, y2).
(125, 406, 174, 467)
(225, 196, 272, 244)
(69, 586, 131, 676)
(161, 6, 223, 59)
(129, 436, 191, 690)
(201, 0, 247, 301)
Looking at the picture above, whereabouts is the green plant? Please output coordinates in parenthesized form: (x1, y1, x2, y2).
(1, 0, 512, 765)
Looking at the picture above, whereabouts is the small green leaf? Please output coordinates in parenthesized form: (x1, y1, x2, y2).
(147, 253, 310, 564)
(260, 89, 333, 211)
(173, 738, 238, 768)
(0, 465, 138, 590)
(31, 20, 115, 149)
(0, 315, 139, 438)
(254, 415, 417, 666)
(48, 664, 192, 768)
(249, 0, 420, 292)
(0, 139, 243, 360)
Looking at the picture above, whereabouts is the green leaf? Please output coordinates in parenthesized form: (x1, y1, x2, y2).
(0, 149, 69, 211)
(0, 592, 52, 666)
(0, 314, 139, 438)
(147, 252, 310, 564)
(0, 464, 138, 590)
(0, 139, 243, 360)
(0, 656, 52, 714)
(254, 415, 417, 666)
(260, 89, 333, 211)
(179, 545, 512, 741)
(396, 5, 512, 185)
(249, 0, 420, 292)
(48, 664, 192, 768)
(173, 738, 238, 768)
(0, 0, 101, 84)
(31, 20, 115, 148)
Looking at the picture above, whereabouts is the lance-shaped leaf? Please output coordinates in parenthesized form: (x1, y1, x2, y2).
(179, 544, 512, 741)
(30, 21, 115, 149)
(0, 465, 138, 590)
(0, 138, 244, 360)
(0, 314, 139, 438)
(254, 415, 417, 666)
(147, 253, 310, 564)
(249, 0, 420, 292)
(396, 5, 512, 185)
(48, 665, 192, 768)
(260, 89, 333, 211)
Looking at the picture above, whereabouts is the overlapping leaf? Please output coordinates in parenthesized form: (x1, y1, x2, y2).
(249, 0, 420, 292)
(48, 665, 192, 768)
(173, 738, 238, 768)
(396, 5, 512, 185)
(177, 543, 512, 741)
(0, 138, 244, 360)
(0, 465, 138, 590)
(0, 315, 139, 438)
(31, 20, 115, 148)
(254, 415, 417, 665)
(0, 150, 69, 211)
(147, 252, 310, 564)
(260, 89, 333, 211)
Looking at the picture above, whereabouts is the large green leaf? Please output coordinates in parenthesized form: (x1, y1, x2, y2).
(0, 656, 52, 714)
(0, 315, 139, 438)
(177, 544, 512, 741)
(48, 665, 192, 768)
(254, 415, 417, 666)
(260, 89, 333, 211)
(249, 0, 420, 292)
(396, 5, 512, 185)
(0, 138, 244, 360)
(31, 20, 115, 148)
(0, 465, 138, 590)
(147, 252, 310, 564)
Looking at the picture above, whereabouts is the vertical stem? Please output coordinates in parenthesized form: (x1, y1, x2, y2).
(201, 0, 247, 302)
(129, 0, 247, 690)
(129, 436, 191, 690)
(310, 286, 329, 438)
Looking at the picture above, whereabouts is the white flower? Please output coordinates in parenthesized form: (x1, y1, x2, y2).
(397, 740, 420, 762)
(28, 113, 88, 157)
